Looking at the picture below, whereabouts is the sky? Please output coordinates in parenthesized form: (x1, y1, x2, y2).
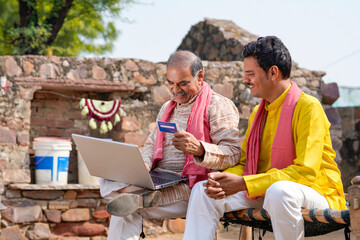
(102, 0, 360, 88)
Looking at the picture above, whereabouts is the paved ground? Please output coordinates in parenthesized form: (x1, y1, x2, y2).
(146, 226, 355, 239)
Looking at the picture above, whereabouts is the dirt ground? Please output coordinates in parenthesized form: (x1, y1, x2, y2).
(145, 225, 355, 240)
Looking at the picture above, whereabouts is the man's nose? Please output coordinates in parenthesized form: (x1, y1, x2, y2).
(242, 76, 249, 83)
(173, 84, 182, 94)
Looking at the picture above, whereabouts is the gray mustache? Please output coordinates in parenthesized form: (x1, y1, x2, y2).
(172, 91, 189, 97)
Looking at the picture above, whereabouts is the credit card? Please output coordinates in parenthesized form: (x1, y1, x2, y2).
(157, 121, 178, 133)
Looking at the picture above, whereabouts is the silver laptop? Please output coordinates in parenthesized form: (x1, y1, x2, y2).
(72, 134, 188, 190)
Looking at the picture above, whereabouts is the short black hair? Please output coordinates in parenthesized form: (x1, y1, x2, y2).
(167, 50, 203, 77)
(243, 36, 292, 79)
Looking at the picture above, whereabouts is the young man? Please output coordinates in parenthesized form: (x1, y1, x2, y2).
(183, 36, 347, 240)
(100, 50, 241, 240)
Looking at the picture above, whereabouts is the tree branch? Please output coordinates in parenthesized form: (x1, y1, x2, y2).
(45, 0, 74, 45)
(19, 0, 38, 27)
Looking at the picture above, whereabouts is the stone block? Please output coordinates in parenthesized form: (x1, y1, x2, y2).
(324, 107, 342, 128)
(212, 81, 233, 99)
(167, 218, 186, 233)
(39, 63, 60, 78)
(134, 73, 157, 85)
(138, 61, 156, 72)
(1, 200, 42, 223)
(61, 208, 91, 222)
(124, 59, 139, 71)
(69, 199, 78, 208)
(77, 190, 100, 199)
(4, 57, 22, 77)
(64, 190, 77, 199)
(50, 56, 61, 64)
(66, 65, 88, 80)
(310, 79, 320, 88)
(292, 77, 307, 87)
(17, 132, 29, 146)
(62, 60, 70, 67)
(153, 85, 171, 103)
(92, 66, 107, 80)
(6, 118, 24, 130)
(0, 225, 27, 240)
(321, 82, 340, 105)
(205, 68, 220, 80)
(49, 200, 70, 210)
(44, 209, 61, 223)
(53, 222, 105, 237)
(121, 116, 141, 132)
(77, 199, 99, 208)
(331, 136, 343, 151)
(22, 190, 65, 200)
(26, 223, 51, 240)
(92, 209, 110, 219)
(239, 105, 251, 119)
(0, 159, 9, 168)
(0, 127, 16, 144)
(156, 63, 167, 77)
(3, 169, 31, 184)
(23, 60, 34, 75)
(5, 189, 21, 198)
(124, 132, 148, 147)
(0, 152, 9, 161)
(18, 88, 37, 100)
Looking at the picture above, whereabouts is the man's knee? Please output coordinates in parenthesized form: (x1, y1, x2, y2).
(192, 180, 206, 193)
(264, 181, 303, 213)
(265, 181, 295, 198)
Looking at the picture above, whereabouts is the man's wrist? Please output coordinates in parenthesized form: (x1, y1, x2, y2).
(195, 141, 205, 158)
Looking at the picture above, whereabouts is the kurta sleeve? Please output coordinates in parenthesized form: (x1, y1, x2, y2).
(243, 99, 331, 198)
(194, 94, 241, 170)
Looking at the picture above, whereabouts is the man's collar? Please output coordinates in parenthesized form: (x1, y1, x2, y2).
(265, 84, 291, 111)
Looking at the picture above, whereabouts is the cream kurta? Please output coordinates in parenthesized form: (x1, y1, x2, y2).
(142, 91, 241, 205)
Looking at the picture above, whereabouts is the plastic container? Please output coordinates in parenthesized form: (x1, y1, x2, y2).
(33, 137, 72, 185)
(77, 150, 99, 186)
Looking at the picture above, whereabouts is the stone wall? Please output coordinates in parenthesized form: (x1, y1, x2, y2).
(178, 18, 258, 61)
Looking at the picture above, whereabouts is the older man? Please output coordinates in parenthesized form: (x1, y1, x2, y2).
(99, 50, 241, 240)
(183, 36, 347, 240)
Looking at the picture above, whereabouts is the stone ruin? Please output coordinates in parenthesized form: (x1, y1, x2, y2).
(0, 18, 355, 238)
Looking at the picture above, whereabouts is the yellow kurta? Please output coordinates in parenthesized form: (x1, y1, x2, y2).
(225, 85, 347, 210)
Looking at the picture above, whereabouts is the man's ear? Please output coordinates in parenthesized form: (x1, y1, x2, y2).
(197, 69, 204, 82)
(268, 65, 280, 81)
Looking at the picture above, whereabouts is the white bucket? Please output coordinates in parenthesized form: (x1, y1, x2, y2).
(77, 151, 99, 186)
(33, 137, 72, 185)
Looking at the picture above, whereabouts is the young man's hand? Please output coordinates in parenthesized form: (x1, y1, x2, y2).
(203, 172, 247, 199)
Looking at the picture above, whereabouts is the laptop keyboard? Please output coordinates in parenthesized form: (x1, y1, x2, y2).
(151, 175, 172, 185)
